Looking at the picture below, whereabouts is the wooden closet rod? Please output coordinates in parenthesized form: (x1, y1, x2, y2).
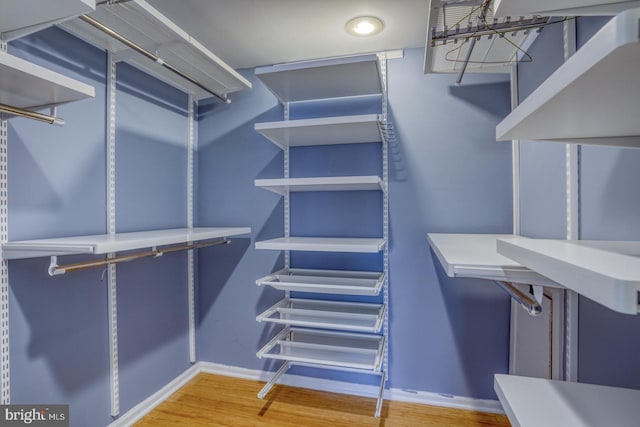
(0, 103, 64, 125)
(78, 14, 231, 104)
(48, 238, 229, 276)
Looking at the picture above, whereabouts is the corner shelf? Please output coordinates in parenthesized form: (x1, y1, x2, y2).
(255, 237, 386, 254)
(0, 50, 95, 110)
(0, 0, 95, 41)
(492, 0, 640, 17)
(256, 268, 385, 296)
(496, 8, 640, 147)
(495, 374, 640, 427)
(2, 227, 251, 260)
(60, 0, 251, 100)
(254, 114, 383, 149)
(257, 327, 385, 372)
(255, 176, 384, 196)
(496, 237, 640, 315)
(256, 298, 386, 333)
(427, 233, 559, 287)
(254, 54, 383, 103)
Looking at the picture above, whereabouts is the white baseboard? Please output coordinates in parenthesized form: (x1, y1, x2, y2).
(110, 361, 503, 426)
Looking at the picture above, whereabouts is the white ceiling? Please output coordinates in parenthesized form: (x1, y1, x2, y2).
(146, 0, 429, 69)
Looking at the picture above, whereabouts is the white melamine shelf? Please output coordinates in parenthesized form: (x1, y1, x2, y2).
(256, 268, 385, 296)
(496, 8, 640, 146)
(60, 0, 251, 100)
(256, 298, 385, 333)
(2, 227, 251, 260)
(497, 237, 640, 314)
(0, 50, 95, 110)
(255, 176, 384, 196)
(493, 0, 640, 17)
(427, 233, 559, 286)
(0, 0, 95, 40)
(257, 327, 385, 372)
(254, 114, 382, 149)
(254, 54, 382, 103)
(255, 237, 386, 253)
(495, 374, 640, 427)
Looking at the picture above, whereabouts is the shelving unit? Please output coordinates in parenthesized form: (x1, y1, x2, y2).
(495, 374, 640, 427)
(497, 237, 640, 314)
(253, 54, 389, 416)
(496, 8, 640, 146)
(60, 0, 251, 100)
(256, 268, 385, 296)
(2, 227, 250, 260)
(256, 299, 386, 333)
(492, 0, 640, 17)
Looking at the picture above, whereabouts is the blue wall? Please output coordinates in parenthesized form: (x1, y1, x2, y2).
(197, 48, 513, 400)
(7, 28, 192, 425)
(517, 18, 640, 389)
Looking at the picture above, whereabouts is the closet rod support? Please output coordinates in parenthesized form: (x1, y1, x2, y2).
(48, 238, 229, 276)
(455, 0, 491, 85)
(78, 14, 231, 104)
(0, 103, 64, 125)
(495, 281, 542, 316)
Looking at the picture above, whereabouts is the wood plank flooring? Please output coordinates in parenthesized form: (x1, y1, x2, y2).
(135, 373, 510, 427)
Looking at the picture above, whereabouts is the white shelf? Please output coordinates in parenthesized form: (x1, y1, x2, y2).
(427, 233, 559, 287)
(257, 327, 385, 372)
(495, 374, 640, 427)
(0, 50, 95, 110)
(496, 8, 640, 147)
(2, 227, 251, 260)
(255, 237, 386, 253)
(255, 176, 384, 196)
(0, 0, 95, 41)
(256, 268, 385, 296)
(493, 0, 640, 17)
(497, 237, 640, 314)
(60, 0, 251, 100)
(254, 54, 382, 103)
(254, 114, 383, 149)
(256, 298, 385, 333)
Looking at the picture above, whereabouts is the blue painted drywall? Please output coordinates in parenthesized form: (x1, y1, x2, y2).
(516, 17, 640, 390)
(197, 48, 513, 399)
(6, 27, 192, 425)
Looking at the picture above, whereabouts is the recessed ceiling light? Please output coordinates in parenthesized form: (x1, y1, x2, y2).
(345, 16, 384, 37)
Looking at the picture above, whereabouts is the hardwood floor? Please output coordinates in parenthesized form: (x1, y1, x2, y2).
(135, 373, 510, 426)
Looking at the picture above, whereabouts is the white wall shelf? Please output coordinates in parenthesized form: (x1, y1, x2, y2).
(254, 54, 382, 103)
(497, 237, 640, 315)
(2, 227, 251, 260)
(428, 233, 559, 287)
(0, 50, 95, 110)
(496, 8, 640, 147)
(0, 0, 95, 41)
(257, 327, 385, 372)
(255, 237, 386, 254)
(256, 298, 386, 333)
(493, 0, 640, 17)
(254, 114, 383, 149)
(256, 268, 385, 296)
(495, 374, 640, 427)
(60, 0, 251, 100)
(255, 176, 384, 196)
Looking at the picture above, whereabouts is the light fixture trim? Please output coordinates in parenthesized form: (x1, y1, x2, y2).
(345, 16, 384, 37)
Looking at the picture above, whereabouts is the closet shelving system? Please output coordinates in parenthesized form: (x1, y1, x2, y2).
(252, 54, 389, 416)
(491, 7, 640, 427)
(492, 0, 640, 17)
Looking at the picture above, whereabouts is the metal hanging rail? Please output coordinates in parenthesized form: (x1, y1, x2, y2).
(78, 14, 231, 104)
(48, 238, 230, 276)
(0, 103, 64, 125)
(495, 281, 543, 316)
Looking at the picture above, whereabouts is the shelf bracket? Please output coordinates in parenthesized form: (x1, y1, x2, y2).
(496, 281, 542, 316)
(257, 361, 291, 399)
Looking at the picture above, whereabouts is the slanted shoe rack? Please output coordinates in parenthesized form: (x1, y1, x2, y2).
(253, 54, 390, 417)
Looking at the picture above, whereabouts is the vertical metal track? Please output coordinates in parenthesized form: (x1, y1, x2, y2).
(283, 103, 291, 298)
(106, 51, 120, 417)
(510, 65, 521, 236)
(187, 95, 196, 363)
(0, 39, 10, 405)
